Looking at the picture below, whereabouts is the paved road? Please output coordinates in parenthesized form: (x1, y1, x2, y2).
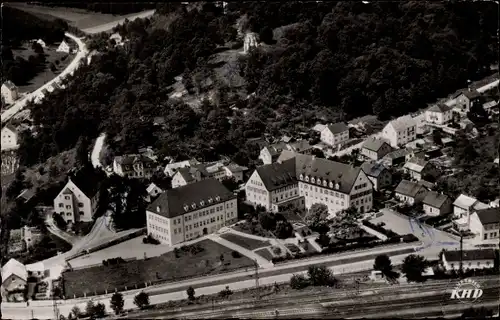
(45, 212, 80, 245)
(1, 33, 88, 124)
(81, 10, 155, 34)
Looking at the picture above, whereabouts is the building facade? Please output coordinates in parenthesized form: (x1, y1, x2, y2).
(422, 191, 452, 216)
(113, 154, 155, 179)
(53, 178, 99, 224)
(394, 180, 427, 205)
(454, 90, 482, 113)
(442, 249, 496, 271)
(425, 104, 453, 125)
(320, 123, 349, 147)
(382, 115, 417, 147)
(361, 138, 392, 160)
(361, 161, 392, 191)
(1, 125, 18, 151)
(1, 81, 19, 105)
(469, 208, 500, 242)
(146, 179, 238, 245)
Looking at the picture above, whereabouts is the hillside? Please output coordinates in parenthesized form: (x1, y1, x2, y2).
(18, 2, 498, 169)
(27, 2, 157, 15)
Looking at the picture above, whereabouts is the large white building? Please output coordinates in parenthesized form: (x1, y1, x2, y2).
(452, 194, 489, 230)
(382, 115, 417, 148)
(1, 125, 18, 151)
(425, 103, 453, 125)
(245, 151, 373, 217)
(53, 171, 100, 224)
(320, 122, 349, 148)
(441, 249, 496, 271)
(146, 179, 238, 245)
(469, 207, 500, 242)
(1, 81, 19, 105)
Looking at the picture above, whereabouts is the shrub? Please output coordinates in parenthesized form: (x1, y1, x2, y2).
(272, 246, 282, 256)
(143, 234, 160, 245)
(110, 292, 124, 315)
(402, 234, 419, 243)
(218, 286, 233, 298)
(231, 250, 241, 258)
(290, 274, 310, 290)
(134, 291, 150, 309)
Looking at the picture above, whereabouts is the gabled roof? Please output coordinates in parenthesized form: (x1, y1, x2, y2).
(387, 115, 416, 132)
(255, 158, 297, 191)
(395, 180, 424, 197)
(225, 163, 248, 173)
(115, 154, 154, 166)
(361, 161, 388, 178)
(264, 142, 288, 157)
(146, 183, 162, 194)
(403, 156, 428, 173)
(68, 168, 101, 198)
(427, 103, 453, 113)
(362, 137, 391, 152)
(457, 89, 481, 100)
(288, 139, 312, 153)
(147, 179, 235, 218)
(2, 124, 17, 134)
(164, 159, 200, 175)
(474, 207, 500, 225)
(483, 100, 498, 109)
(423, 191, 450, 208)
(2, 80, 17, 90)
(443, 249, 496, 262)
(312, 124, 326, 133)
(383, 149, 409, 160)
(453, 194, 478, 209)
(324, 122, 349, 135)
(1, 258, 27, 282)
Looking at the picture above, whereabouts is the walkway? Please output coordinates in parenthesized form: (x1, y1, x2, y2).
(1, 33, 88, 124)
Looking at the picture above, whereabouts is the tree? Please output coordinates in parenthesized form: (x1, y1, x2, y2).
(310, 148, 326, 158)
(70, 306, 81, 319)
(306, 203, 329, 231)
(186, 286, 196, 301)
(218, 286, 233, 298)
(290, 274, 310, 289)
(373, 254, 398, 280)
(50, 63, 57, 72)
(221, 176, 239, 192)
(32, 42, 44, 54)
(134, 291, 150, 309)
(259, 212, 277, 230)
(85, 301, 95, 318)
(401, 254, 428, 282)
(110, 292, 124, 315)
(259, 26, 274, 45)
(432, 129, 443, 146)
(307, 265, 336, 287)
(93, 302, 106, 318)
(275, 220, 294, 239)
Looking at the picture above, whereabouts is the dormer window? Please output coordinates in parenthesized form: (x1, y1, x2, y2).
(311, 177, 315, 183)
(215, 196, 221, 201)
(323, 180, 327, 187)
(335, 183, 340, 189)
(200, 200, 205, 206)
(329, 182, 333, 188)
(316, 178, 321, 185)
(299, 174, 303, 180)
(183, 205, 189, 212)
(208, 198, 213, 203)
(305, 176, 309, 182)
(191, 203, 196, 209)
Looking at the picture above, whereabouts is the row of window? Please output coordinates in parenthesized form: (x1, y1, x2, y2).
(301, 184, 347, 199)
(247, 186, 266, 195)
(150, 224, 169, 235)
(351, 190, 371, 200)
(58, 202, 84, 208)
(250, 179, 263, 187)
(273, 189, 298, 203)
(483, 232, 498, 240)
(351, 196, 371, 206)
(450, 261, 491, 268)
(354, 183, 368, 191)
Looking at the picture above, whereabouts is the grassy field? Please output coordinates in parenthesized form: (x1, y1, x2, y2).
(254, 248, 274, 261)
(62, 239, 255, 297)
(13, 44, 75, 93)
(220, 233, 270, 251)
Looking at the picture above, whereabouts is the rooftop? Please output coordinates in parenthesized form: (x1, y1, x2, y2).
(383, 149, 409, 160)
(423, 191, 449, 208)
(68, 167, 102, 198)
(453, 194, 478, 209)
(427, 103, 453, 113)
(403, 156, 428, 173)
(148, 179, 235, 219)
(1, 258, 27, 282)
(115, 154, 155, 166)
(362, 137, 391, 152)
(395, 179, 424, 197)
(388, 115, 416, 131)
(361, 161, 388, 178)
(475, 207, 500, 225)
(443, 249, 496, 262)
(325, 122, 349, 134)
(2, 80, 17, 90)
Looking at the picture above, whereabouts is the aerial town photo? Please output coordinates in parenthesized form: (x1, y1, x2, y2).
(1, 1, 499, 319)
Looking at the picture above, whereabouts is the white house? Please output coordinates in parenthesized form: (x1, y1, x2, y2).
(403, 156, 440, 181)
(1, 81, 19, 105)
(469, 207, 500, 242)
(320, 122, 349, 147)
(454, 89, 482, 113)
(394, 180, 427, 205)
(172, 162, 247, 189)
(113, 154, 155, 179)
(53, 174, 100, 224)
(246, 151, 373, 217)
(422, 191, 452, 216)
(425, 103, 453, 125)
(1, 125, 18, 151)
(56, 40, 70, 53)
(360, 161, 392, 191)
(145, 183, 163, 202)
(146, 179, 238, 245)
(452, 194, 489, 230)
(442, 249, 496, 271)
(360, 137, 392, 160)
(1, 258, 27, 302)
(164, 159, 201, 177)
(382, 115, 417, 148)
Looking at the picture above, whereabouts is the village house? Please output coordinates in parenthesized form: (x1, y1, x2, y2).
(1, 124, 18, 151)
(145, 183, 164, 203)
(320, 122, 349, 147)
(422, 191, 452, 216)
(360, 137, 393, 160)
(382, 115, 417, 148)
(441, 249, 496, 271)
(56, 40, 70, 53)
(172, 161, 247, 189)
(360, 161, 392, 191)
(425, 103, 453, 125)
(469, 207, 500, 242)
(394, 180, 427, 205)
(380, 149, 409, 167)
(259, 140, 313, 165)
(146, 179, 237, 245)
(403, 156, 440, 181)
(1, 258, 27, 302)
(113, 154, 156, 179)
(452, 194, 489, 230)
(53, 171, 101, 224)
(454, 89, 482, 113)
(1, 80, 19, 105)
(287, 139, 313, 154)
(245, 151, 373, 216)
(164, 159, 201, 177)
(172, 166, 205, 188)
(482, 100, 499, 116)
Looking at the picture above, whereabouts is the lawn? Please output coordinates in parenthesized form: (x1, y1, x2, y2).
(232, 222, 273, 238)
(62, 239, 255, 298)
(220, 233, 270, 251)
(254, 248, 274, 261)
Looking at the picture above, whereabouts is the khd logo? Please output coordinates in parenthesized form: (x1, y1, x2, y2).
(450, 279, 483, 303)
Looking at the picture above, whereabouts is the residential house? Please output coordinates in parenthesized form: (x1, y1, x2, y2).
(453, 194, 489, 230)
(360, 161, 392, 191)
(425, 103, 453, 125)
(482, 100, 499, 115)
(145, 183, 163, 202)
(312, 123, 326, 133)
(320, 122, 349, 147)
(442, 249, 496, 271)
(245, 150, 373, 216)
(164, 159, 201, 177)
(113, 154, 155, 179)
(259, 140, 313, 165)
(380, 149, 409, 167)
(382, 115, 417, 148)
(146, 179, 237, 245)
(394, 180, 427, 205)
(1, 125, 18, 151)
(172, 162, 247, 189)
(56, 40, 70, 53)
(1, 81, 19, 104)
(469, 207, 500, 242)
(53, 170, 101, 224)
(287, 139, 313, 155)
(172, 166, 205, 188)
(454, 89, 482, 113)
(422, 191, 452, 216)
(1, 258, 27, 302)
(403, 156, 440, 181)
(361, 137, 393, 160)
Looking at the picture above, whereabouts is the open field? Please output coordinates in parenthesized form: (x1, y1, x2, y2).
(220, 233, 270, 251)
(13, 43, 75, 93)
(62, 239, 255, 297)
(7, 3, 153, 30)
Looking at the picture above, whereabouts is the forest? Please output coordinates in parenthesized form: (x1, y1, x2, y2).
(1, 6, 68, 84)
(18, 2, 498, 169)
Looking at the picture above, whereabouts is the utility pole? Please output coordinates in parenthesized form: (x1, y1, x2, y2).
(459, 232, 464, 277)
(254, 259, 260, 301)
